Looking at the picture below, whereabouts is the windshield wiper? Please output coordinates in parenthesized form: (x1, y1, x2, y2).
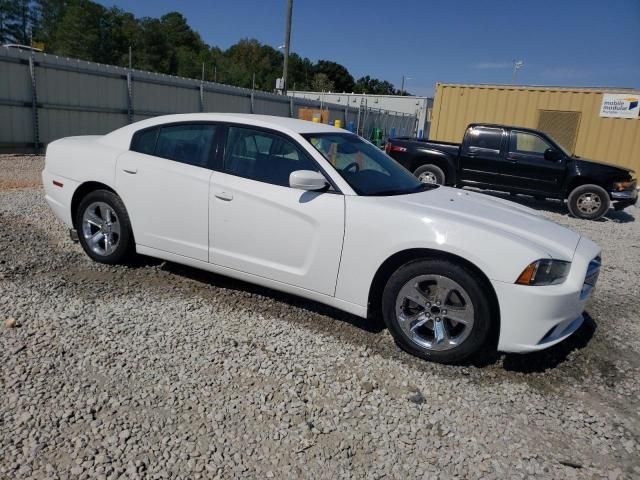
(369, 184, 437, 196)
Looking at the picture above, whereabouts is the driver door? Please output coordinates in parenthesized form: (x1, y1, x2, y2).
(505, 130, 566, 195)
(209, 126, 345, 296)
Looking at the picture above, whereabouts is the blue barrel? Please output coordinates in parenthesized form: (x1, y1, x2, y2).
(347, 121, 355, 132)
(390, 128, 396, 138)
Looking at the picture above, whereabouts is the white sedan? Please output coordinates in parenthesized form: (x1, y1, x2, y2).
(42, 114, 601, 363)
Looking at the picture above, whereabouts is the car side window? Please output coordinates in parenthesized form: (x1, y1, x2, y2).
(131, 127, 159, 155)
(224, 126, 319, 187)
(509, 131, 552, 157)
(467, 127, 504, 152)
(153, 124, 217, 168)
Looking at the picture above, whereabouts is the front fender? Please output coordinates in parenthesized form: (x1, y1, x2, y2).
(335, 195, 555, 308)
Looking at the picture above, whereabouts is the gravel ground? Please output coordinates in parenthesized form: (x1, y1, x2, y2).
(1, 155, 639, 479)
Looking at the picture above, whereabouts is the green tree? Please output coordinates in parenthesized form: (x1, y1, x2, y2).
(1, 0, 32, 45)
(311, 73, 334, 92)
(313, 60, 354, 92)
(52, 0, 104, 60)
(354, 76, 398, 95)
(32, 0, 68, 49)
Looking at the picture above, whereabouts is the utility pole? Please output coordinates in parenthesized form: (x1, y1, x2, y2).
(401, 75, 411, 96)
(201, 62, 205, 82)
(129, 45, 132, 69)
(281, 0, 293, 94)
(512, 60, 524, 83)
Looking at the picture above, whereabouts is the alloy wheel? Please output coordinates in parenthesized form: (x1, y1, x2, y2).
(394, 274, 475, 351)
(81, 202, 121, 256)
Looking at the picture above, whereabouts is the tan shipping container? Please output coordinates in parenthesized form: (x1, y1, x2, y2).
(430, 83, 640, 173)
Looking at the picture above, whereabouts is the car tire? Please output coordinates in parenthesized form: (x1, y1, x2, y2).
(567, 184, 610, 220)
(414, 164, 445, 185)
(381, 258, 493, 364)
(75, 189, 134, 264)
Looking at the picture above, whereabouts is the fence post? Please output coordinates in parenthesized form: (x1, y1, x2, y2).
(290, 96, 294, 118)
(126, 72, 133, 124)
(199, 83, 204, 112)
(250, 92, 254, 114)
(28, 56, 40, 149)
(344, 103, 348, 127)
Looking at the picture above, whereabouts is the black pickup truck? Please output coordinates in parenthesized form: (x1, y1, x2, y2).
(385, 123, 637, 220)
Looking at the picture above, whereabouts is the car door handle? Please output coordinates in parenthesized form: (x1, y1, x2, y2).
(215, 191, 233, 201)
(122, 168, 137, 174)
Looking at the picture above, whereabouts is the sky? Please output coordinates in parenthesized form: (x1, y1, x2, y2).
(96, 0, 640, 97)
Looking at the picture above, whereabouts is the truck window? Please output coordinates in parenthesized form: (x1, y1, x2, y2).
(509, 131, 551, 156)
(467, 127, 503, 151)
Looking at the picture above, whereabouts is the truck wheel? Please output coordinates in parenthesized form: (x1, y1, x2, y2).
(567, 184, 610, 220)
(414, 165, 445, 185)
(381, 258, 493, 364)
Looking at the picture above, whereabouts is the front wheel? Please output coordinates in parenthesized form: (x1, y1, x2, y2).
(414, 164, 445, 185)
(381, 259, 493, 364)
(75, 189, 134, 264)
(567, 184, 610, 220)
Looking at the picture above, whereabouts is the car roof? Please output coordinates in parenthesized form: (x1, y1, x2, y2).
(101, 113, 344, 148)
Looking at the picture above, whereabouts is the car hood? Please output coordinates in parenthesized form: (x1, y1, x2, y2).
(574, 157, 635, 176)
(390, 187, 580, 260)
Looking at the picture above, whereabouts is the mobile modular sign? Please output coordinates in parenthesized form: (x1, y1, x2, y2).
(600, 93, 640, 118)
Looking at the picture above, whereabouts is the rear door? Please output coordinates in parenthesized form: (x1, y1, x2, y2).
(458, 126, 512, 187)
(209, 125, 345, 296)
(506, 130, 566, 195)
(116, 123, 218, 261)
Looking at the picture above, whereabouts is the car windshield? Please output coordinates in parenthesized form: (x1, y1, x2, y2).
(303, 133, 435, 196)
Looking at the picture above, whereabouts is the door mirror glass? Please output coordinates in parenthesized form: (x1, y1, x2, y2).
(544, 147, 562, 161)
(289, 170, 327, 191)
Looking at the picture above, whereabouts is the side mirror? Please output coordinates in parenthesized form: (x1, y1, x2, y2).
(289, 170, 328, 191)
(544, 148, 562, 161)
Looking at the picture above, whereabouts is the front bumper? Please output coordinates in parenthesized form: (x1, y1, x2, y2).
(610, 188, 638, 210)
(493, 236, 601, 353)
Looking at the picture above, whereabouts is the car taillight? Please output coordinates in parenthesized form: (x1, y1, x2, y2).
(385, 144, 407, 153)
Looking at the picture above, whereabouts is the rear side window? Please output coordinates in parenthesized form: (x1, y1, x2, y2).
(467, 127, 504, 151)
(155, 124, 217, 167)
(130, 124, 217, 168)
(131, 128, 158, 155)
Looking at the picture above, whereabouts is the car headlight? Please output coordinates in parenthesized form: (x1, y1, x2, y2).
(516, 259, 571, 286)
(613, 180, 635, 191)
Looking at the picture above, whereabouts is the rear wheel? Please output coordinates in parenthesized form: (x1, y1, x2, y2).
(414, 164, 445, 185)
(381, 259, 493, 364)
(75, 190, 134, 264)
(567, 184, 610, 220)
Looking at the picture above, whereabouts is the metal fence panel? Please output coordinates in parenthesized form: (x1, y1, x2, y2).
(203, 91, 251, 113)
(0, 106, 32, 145)
(39, 110, 128, 144)
(133, 79, 199, 115)
(253, 96, 289, 116)
(0, 47, 418, 151)
(0, 58, 31, 102)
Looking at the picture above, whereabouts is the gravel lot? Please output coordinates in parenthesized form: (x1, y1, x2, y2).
(1, 154, 639, 479)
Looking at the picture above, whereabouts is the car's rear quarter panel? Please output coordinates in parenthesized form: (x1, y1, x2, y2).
(43, 136, 123, 226)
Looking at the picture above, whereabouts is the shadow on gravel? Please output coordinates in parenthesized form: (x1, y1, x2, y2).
(476, 189, 636, 223)
(501, 313, 597, 373)
(161, 261, 387, 335)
